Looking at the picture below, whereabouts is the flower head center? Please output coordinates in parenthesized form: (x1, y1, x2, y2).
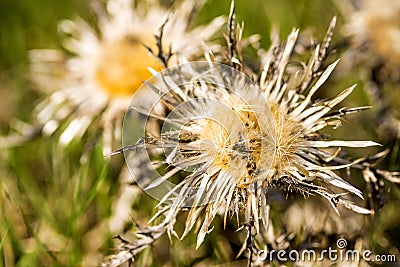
(95, 36, 162, 96)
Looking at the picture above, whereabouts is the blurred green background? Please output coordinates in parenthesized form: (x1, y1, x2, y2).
(0, 0, 399, 266)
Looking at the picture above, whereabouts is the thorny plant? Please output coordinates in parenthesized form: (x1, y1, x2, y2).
(103, 2, 400, 266)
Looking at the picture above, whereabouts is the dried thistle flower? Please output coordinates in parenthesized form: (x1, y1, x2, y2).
(1, 0, 224, 155)
(103, 6, 393, 265)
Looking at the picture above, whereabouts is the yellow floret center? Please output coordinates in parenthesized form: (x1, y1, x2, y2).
(269, 103, 303, 174)
(194, 98, 303, 187)
(95, 36, 162, 96)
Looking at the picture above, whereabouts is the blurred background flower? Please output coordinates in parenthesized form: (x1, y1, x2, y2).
(4, 0, 224, 155)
